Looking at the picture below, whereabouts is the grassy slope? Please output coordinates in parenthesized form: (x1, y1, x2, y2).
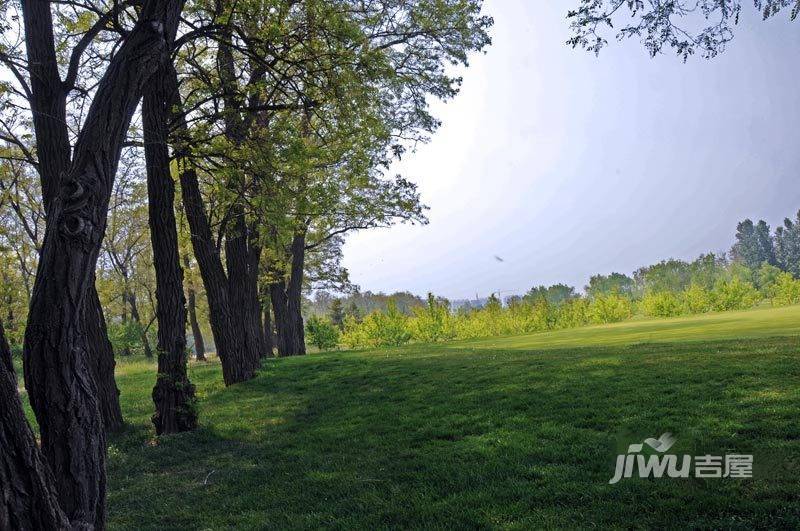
(24, 306, 800, 529)
(456, 303, 800, 351)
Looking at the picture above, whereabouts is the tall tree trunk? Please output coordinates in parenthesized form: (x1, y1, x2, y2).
(270, 279, 289, 356)
(225, 217, 261, 371)
(0, 319, 70, 530)
(247, 240, 264, 363)
(85, 279, 124, 432)
(248, 237, 268, 359)
(128, 292, 153, 359)
(184, 255, 206, 361)
(282, 233, 307, 356)
(268, 241, 308, 358)
(21, 4, 181, 526)
(168, 66, 254, 386)
(22, 0, 124, 434)
(215, 8, 262, 373)
(144, 70, 198, 436)
(179, 163, 253, 385)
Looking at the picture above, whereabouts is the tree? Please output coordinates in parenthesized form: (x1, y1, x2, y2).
(688, 253, 728, 290)
(305, 315, 340, 350)
(585, 272, 635, 299)
(14, 0, 136, 435)
(568, 0, 798, 60)
(143, 47, 198, 435)
(635, 259, 693, 294)
(170, 61, 257, 385)
(775, 211, 800, 278)
(732, 219, 776, 270)
(15, 2, 184, 526)
(184, 254, 207, 361)
(329, 298, 345, 330)
(169, 0, 488, 362)
(346, 301, 363, 323)
(524, 284, 577, 306)
(0, 318, 69, 529)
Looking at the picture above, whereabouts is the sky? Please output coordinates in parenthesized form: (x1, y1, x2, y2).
(341, 0, 800, 302)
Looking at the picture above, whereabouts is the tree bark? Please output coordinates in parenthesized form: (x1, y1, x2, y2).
(248, 237, 268, 359)
(184, 255, 206, 361)
(225, 217, 261, 369)
(85, 279, 124, 432)
(0, 319, 70, 530)
(22, 0, 124, 433)
(144, 68, 198, 436)
(270, 279, 289, 356)
(21, 4, 181, 526)
(273, 233, 307, 357)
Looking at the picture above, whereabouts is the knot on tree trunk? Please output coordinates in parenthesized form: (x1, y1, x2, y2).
(59, 177, 94, 242)
(146, 20, 165, 35)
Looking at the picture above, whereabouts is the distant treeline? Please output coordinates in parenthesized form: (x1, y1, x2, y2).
(304, 210, 800, 350)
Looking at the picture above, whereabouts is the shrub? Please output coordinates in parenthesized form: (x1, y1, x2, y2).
(755, 263, 782, 295)
(712, 278, 760, 311)
(557, 298, 590, 328)
(371, 302, 412, 346)
(589, 293, 632, 324)
(770, 272, 800, 306)
(108, 321, 145, 356)
(682, 284, 714, 314)
(408, 294, 456, 343)
(340, 315, 371, 349)
(305, 315, 340, 351)
(642, 291, 682, 318)
(340, 301, 411, 348)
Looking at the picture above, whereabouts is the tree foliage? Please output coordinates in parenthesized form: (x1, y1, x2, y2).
(567, 0, 799, 60)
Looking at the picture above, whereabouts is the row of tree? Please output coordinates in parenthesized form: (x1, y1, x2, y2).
(330, 292, 633, 349)
(0, 1, 491, 528)
(308, 210, 800, 348)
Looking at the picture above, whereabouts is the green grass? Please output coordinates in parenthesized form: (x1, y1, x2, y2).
(456, 303, 800, 351)
(18, 305, 800, 528)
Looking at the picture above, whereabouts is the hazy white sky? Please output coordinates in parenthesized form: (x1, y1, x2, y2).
(342, 0, 800, 301)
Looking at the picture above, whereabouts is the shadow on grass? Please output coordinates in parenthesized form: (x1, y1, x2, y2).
(106, 336, 800, 529)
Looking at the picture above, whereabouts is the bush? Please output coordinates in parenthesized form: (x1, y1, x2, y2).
(408, 294, 456, 343)
(305, 316, 340, 351)
(340, 301, 411, 348)
(770, 272, 800, 307)
(108, 321, 145, 356)
(371, 302, 412, 346)
(712, 278, 760, 312)
(557, 298, 590, 328)
(755, 263, 782, 295)
(642, 291, 682, 318)
(682, 284, 714, 314)
(589, 293, 632, 324)
(340, 315, 371, 349)
(336, 274, 768, 351)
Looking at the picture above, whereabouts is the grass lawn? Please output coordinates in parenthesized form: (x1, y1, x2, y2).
(18, 305, 800, 529)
